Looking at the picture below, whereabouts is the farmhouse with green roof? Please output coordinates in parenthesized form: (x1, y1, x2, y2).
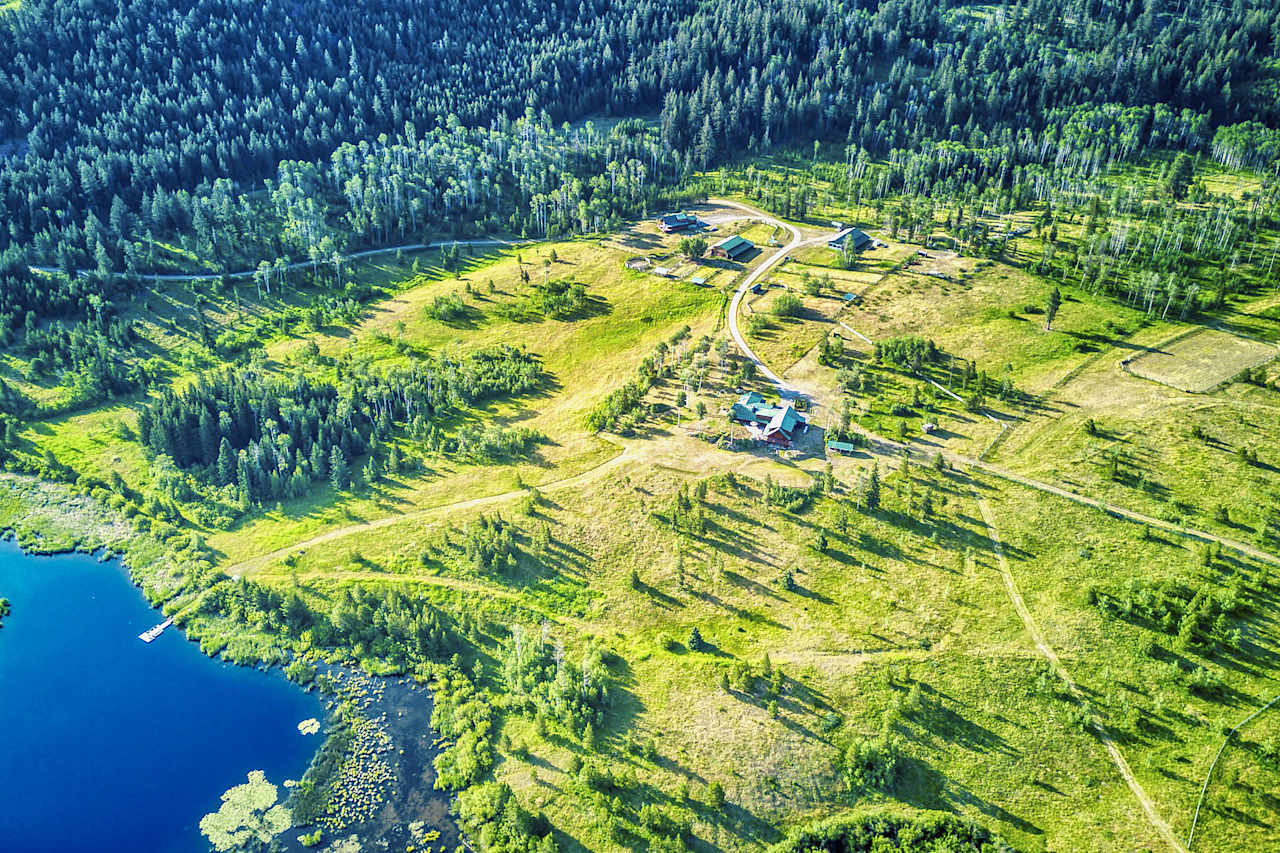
(729, 391, 807, 447)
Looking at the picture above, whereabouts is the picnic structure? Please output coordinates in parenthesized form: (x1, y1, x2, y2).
(828, 227, 873, 252)
(659, 212, 698, 233)
(710, 234, 755, 260)
(729, 391, 808, 447)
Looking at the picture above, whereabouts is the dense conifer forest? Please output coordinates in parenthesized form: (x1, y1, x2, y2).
(2, 0, 1276, 337)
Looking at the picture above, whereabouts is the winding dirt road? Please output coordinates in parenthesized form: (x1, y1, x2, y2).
(30, 237, 532, 283)
(710, 204, 1280, 570)
(709, 198, 836, 392)
(222, 440, 631, 576)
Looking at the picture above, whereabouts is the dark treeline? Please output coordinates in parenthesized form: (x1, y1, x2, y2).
(199, 578, 454, 666)
(137, 345, 541, 504)
(3, 0, 1277, 339)
(0, 0, 690, 252)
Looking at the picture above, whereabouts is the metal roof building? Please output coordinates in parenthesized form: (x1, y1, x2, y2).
(710, 234, 754, 260)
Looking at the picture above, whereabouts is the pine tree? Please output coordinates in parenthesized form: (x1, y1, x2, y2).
(216, 438, 236, 485)
(1166, 153, 1194, 200)
(1045, 287, 1061, 331)
(329, 446, 349, 490)
(707, 781, 725, 808)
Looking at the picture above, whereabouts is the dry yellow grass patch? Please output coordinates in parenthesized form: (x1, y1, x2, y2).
(1125, 327, 1277, 392)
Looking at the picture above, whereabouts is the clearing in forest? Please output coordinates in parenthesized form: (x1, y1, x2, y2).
(1125, 328, 1278, 392)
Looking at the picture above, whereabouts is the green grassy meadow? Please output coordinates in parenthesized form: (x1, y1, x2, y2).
(6, 152, 1280, 853)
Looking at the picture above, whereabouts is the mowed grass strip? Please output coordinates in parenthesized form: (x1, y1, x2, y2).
(1126, 327, 1278, 393)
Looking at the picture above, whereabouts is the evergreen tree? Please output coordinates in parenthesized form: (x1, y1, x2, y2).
(865, 463, 881, 512)
(1045, 287, 1061, 331)
(1166, 153, 1195, 200)
(329, 446, 349, 491)
(216, 438, 236, 486)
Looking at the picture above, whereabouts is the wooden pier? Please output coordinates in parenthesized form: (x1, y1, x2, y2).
(138, 617, 173, 643)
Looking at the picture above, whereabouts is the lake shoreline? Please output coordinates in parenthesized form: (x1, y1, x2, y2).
(283, 667, 460, 852)
(0, 536, 323, 852)
(0, 473, 460, 852)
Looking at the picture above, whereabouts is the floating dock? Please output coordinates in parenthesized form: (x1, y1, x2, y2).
(138, 617, 173, 643)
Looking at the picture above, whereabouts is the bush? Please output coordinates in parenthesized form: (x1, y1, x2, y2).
(285, 659, 317, 685)
(874, 335, 938, 370)
(537, 278, 590, 319)
(745, 312, 769, 335)
(839, 735, 901, 795)
(1187, 666, 1223, 696)
(677, 236, 707, 259)
(773, 808, 1006, 853)
(425, 291, 468, 321)
(772, 292, 803, 317)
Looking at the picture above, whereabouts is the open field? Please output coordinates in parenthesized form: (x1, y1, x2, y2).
(240, 431, 1280, 853)
(16, 234, 732, 568)
(1194, 702, 1280, 851)
(1125, 328, 1278, 393)
(839, 257, 1161, 396)
(741, 285, 843, 376)
(987, 298, 1280, 542)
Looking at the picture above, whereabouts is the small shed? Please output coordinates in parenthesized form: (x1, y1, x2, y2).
(826, 440, 859, 455)
(689, 276, 707, 286)
(653, 266, 673, 277)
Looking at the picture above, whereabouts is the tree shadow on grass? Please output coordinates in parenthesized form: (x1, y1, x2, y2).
(721, 568, 785, 601)
(790, 579, 835, 605)
(902, 686, 1020, 758)
(690, 588, 786, 629)
(897, 754, 1044, 838)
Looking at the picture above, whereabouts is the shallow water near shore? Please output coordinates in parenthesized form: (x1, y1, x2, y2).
(0, 538, 323, 852)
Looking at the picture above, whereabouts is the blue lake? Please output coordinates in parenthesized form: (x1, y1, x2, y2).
(0, 538, 323, 852)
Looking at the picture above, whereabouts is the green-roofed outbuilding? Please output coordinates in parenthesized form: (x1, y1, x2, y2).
(710, 234, 754, 260)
